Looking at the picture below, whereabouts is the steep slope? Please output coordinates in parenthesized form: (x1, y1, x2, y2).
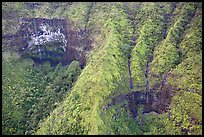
(36, 3, 133, 135)
(130, 2, 164, 92)
(35, 2, 202, 135)
(2, 2, 202, 135)
(165, 5, 202, 134)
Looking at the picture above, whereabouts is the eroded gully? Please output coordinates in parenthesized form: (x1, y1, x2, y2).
(101, 8, 171, 118)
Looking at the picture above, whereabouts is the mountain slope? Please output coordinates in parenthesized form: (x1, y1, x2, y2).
(36, 3, 133, 134)
(2, 2, 202, 135)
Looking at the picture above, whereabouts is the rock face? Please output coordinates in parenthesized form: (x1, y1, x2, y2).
(17, 18, 68, 51)
(3, 18, 92, 67)
(27, 24, 67, 52)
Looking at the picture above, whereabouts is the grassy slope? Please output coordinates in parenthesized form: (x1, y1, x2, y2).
(36, 3, 133, 135)
(2, 2, 202, 135)
(149, 3, 198, 89)
(166, 4, 202, 134)
(142, 2, 202, 135)
(130, 3, 164, 91)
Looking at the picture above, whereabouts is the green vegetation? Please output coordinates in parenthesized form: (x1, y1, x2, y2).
(167, 6, 202, 94)
(169, 90, 202, 135)
(2, 2, 32, 34)
(130, 3, 164, 91)
(149, 2, 198, 89)
(2, 2, 202, 135)
(36, 3, 133, 135)
(2, 51, 81, 135)
(163, 6, 202, 135)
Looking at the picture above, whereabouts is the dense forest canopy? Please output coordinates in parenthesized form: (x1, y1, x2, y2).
(2, 2, 202, 135)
